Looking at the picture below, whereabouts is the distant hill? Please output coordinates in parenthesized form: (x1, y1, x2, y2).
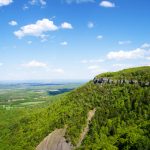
(0, 66, 150, 150)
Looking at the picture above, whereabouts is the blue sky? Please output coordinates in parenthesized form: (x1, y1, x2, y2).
(0, 0, 150, 81)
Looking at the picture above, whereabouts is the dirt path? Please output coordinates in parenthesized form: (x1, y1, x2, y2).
(76, 108, 96, 148)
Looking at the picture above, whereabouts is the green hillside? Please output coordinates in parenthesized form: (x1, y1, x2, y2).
(0, 66, 150, 150)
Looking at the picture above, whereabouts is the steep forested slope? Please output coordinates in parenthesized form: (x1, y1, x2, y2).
(0, 66, 150, 150)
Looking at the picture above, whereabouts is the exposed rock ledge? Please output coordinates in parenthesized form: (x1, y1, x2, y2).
(36, 108, 96, 150)
(36, 128, 71, 150)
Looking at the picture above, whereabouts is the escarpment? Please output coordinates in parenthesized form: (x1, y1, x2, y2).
(93, 77, 150, 87)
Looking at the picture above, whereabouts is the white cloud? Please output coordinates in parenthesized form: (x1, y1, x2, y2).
(14, 19, 58, 39)
(40, 34, 49, 42)
(29, 0, 36, 5)
(14, 19, 73, 39)
(88, 65, 99, 70)
(0, 0, 13, 7)
(29, 0, 46, 6)
(61, 22, 73, 29)
(65, 0, 95, 4)
(118, 40, 131, 45)
(87, 65, 107, 76)
(23, 0, 46, 10)
(22, 60, 47, 68)
(110, 63, 144, 72)
(89, 59, 104, 63)
(141, 43, 150, 48)
(112, 63, 133, 69)
(88, 22, 94, 28)
(23, 4, 29, 10)
(53, 68, 64, 74)
(146, 57, 150, 60)
(81, 60, 88, 64)
(27, 41, 32, 44)
(9, 20, 17, 26)
(97, 35, 103, 40)
(107, 47, 150, 60)
(60, 41, 68, 46)
(100, 1, 115, 8)
(39, 0, 46, 5)
(81, 59, 104, 64)
(112, 63, 150, 71)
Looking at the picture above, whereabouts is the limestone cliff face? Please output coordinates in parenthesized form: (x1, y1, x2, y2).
(36, 129, 71, 150)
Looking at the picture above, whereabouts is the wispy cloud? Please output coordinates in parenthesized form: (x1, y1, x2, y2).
(61, 22, 73, 29)
(22, 4, 29, 10)
(21, 60, 65, 74)
(39, 0, 46, 5)
(53, 68, 64, 74)
(29, 0, 46, 6)
(100, 1, 115, 8)
(40, 34, 49, 42)
(65, 0, 95, 4)
(118, 40, 131, 45)
(60, 41, 68, 46)
(88, 65, 99, 70)
(88, 22, 94, 28)
(97, 35, 103, 40)
(141, 43, 150, 48)
(0, 63, 3, 66)
(21, 60, 48, 68)
(81, 59, 104, 64)
(9, 20, 18, 26)
(27, 41, 32, 44)
(112, 63, 133, 69)
(87, 65, 107, 76)
(107, 44, 150, 60)
(22, 0, 46, 10)
(107, 49, 145, 60)
(0, 0, 13, 7)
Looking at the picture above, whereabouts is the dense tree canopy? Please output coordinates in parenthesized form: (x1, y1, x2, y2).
(0, 66, 150, 150)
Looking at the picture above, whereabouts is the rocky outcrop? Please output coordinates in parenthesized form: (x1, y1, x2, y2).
(36, 129, 71, 150)
(93, 77, 150, 87)
(36, 109, 96, 150)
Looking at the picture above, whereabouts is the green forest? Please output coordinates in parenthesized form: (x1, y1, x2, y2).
(0, 66, 150, 150)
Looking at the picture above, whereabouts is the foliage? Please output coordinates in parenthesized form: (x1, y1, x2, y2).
(0, 66, 150, 150)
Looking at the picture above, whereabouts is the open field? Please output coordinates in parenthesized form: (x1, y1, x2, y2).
(0, 82, 83, 108)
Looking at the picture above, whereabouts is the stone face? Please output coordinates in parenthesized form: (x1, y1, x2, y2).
(129, 80, 134, 84)
(103, 78, 108, 83)
(93, 77, 149, 87)
(145, 82, 149, 86)
(36, 129, 71, 150)
(93, 79, 97, 84)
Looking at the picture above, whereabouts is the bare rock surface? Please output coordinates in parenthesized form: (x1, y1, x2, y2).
(36, 128, 71, 150)
(36, 109, 96, 150)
